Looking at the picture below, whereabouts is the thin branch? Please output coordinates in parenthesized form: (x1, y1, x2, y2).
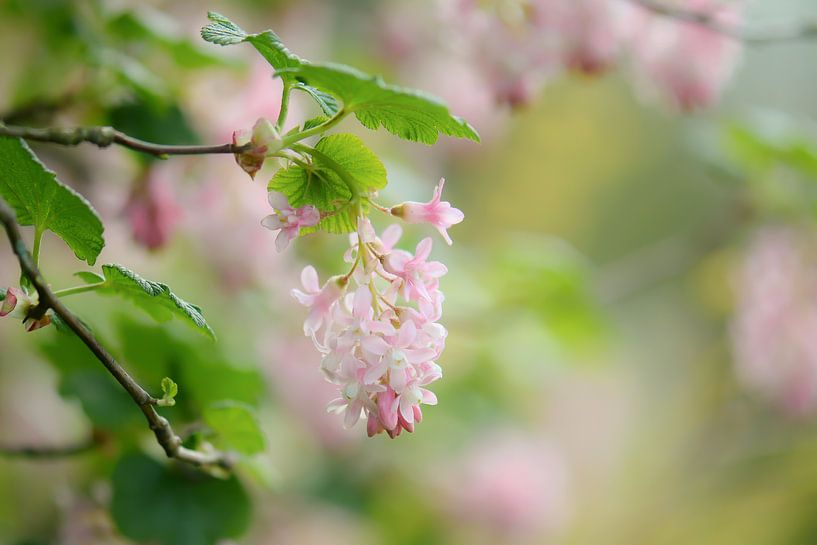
(0, 437, 97, 459)
(0, 197, 233, 470)
(0, 123, 251, 158)
(626, 0, 817, 44)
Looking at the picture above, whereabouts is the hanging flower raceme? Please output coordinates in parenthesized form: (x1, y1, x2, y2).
(288, 184, 464, 438)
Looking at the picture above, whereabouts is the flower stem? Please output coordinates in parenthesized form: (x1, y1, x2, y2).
(31, 227, 43, 268)
(276, 81, 292, 132)
(53, 282, 105, 298)
(280, 109, 348, 148)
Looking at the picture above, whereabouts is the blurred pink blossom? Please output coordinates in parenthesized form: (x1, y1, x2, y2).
(629, 0, 743, 112)
(439, 431, 571, 538)
(124, 165, 182, 251)
(731, 227, 817, 416)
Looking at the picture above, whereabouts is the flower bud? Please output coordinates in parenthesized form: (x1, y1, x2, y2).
(233, 118, 282, 179)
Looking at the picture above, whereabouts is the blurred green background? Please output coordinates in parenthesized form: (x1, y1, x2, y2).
(3, 0, 817, 544)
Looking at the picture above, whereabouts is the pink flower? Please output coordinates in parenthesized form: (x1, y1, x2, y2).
(390, 178, 464, 245)
(385, 237, 448, 302)
(261, 191, 320, 252)
(361, 320, 437, 392)
(291, 266, 346, 335)
(232, 118, 281, 179)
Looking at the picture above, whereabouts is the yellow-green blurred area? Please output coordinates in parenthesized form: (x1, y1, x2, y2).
(3, 0, 817, 544)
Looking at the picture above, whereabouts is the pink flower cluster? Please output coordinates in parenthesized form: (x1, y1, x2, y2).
(429, 0, 742, 112)
(292, 220, 447, 437)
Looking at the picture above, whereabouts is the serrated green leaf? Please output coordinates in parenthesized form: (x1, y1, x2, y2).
(112, 452, 251, 545)
(160, 376, 178, 406)
(283, 63, 480, 145)
(200, 13, 339, 121)
(303, 116, 329, 131)
(294, 83, 340, 116)
(82, 264, 215, 339)
(200, 11, 247, 45)
(0, 137, 105, 265)
(204, 401, 265, 456)
(269, 134, 386, 234)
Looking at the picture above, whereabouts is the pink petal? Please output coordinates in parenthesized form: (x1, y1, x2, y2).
(399, 396, 415, 423)
(364, 360, 388, 384)
(275, 229, 294, 252)
(0, 288, 18, 317)
(344, 402, 362, 428)
(301, 266, 320, 293)
(267, 191, 291, 211)
(361, 335, 390, 356)
(420, 388, 438, 405)
(381, 224, 403, 250)
(396, 320, 417, 347)
(415, 238, 433, 261)
(353, 286, 372, 320)
(261, 215, 285, 231)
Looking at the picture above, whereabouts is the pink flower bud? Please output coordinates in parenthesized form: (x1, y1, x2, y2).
(1, 287, 35, 321)
(390, 178, 464, 245)
(233, 118, 282, 179)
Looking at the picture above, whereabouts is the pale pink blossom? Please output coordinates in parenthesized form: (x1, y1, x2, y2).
(385, 237, 448, 302)
(261, 191, 320, 252)
(291, 266, 346, 336)
(233, 118, 282, 179)
(391, 178, 464, 245)
(731, 227, 817, 416)
(629, 0, 743, 112)
(293, 219, 450, 437)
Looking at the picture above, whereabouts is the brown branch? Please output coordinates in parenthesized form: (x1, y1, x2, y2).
(0, 437, 97, 459)
(0, 197, 233, 470)
(0, 123, 251, 158)
(627, 0, 817, 44)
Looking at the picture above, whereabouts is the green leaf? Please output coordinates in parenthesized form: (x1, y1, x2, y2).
(159, 377, 178, 406)
(283, 63, 480, 145)
(199, 11, 247, 45)
(294, 83, 340, 116)
(204, 401, 265, 456)
(112, 452, 251, 545)
(303, 116, 329, 131)
(74, 271, 105, 284)
(269, 134, 386, 234)
(0, 137, 105, 265)
(314, 133, 388, 192)
(80, 264, 215, 339)
(200, 13, 338, 119)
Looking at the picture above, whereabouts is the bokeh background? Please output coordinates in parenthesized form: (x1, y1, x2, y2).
(2, 0, 817, 544)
